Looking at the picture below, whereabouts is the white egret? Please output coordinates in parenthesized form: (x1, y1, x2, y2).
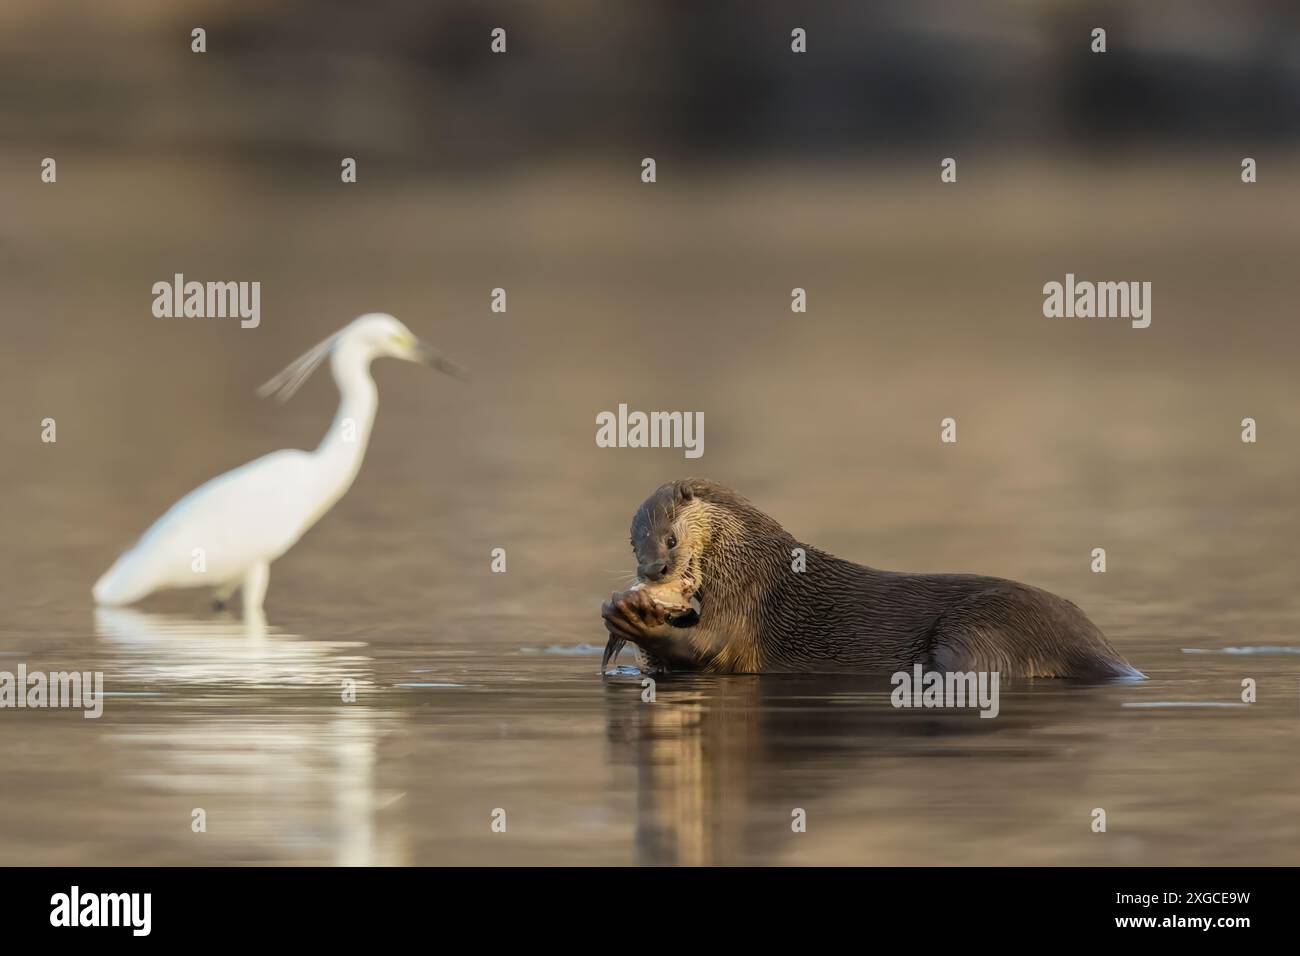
(92, 313, 463, 619)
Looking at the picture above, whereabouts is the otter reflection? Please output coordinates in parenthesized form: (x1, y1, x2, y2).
(603, 674, 1095, 866)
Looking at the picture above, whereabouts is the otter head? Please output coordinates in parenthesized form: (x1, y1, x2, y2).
(627, 478, 793, 628)
(629, 479, 712, 611)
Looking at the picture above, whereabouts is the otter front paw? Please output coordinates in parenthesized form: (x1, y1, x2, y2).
(601, 587, 700, 671)
(602, 586, 671, 639)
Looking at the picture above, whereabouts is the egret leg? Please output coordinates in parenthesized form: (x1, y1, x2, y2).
(242, 561, 270, 615)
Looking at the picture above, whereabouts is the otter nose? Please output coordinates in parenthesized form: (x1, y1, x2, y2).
(639, 561, 670, 583)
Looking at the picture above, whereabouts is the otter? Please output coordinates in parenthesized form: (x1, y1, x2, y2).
(601, 479, 1142, 679)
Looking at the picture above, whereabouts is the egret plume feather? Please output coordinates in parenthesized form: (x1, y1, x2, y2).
(256, 332, 341, 402)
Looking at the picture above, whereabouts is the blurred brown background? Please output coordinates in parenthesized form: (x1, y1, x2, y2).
(3, 0, 1298, 624)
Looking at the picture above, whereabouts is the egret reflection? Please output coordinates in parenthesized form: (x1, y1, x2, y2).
(93, 607, 371, 687)
(92, 608, 405, 865)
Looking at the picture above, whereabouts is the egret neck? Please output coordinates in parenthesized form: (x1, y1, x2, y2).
(313, 339, 380, 510)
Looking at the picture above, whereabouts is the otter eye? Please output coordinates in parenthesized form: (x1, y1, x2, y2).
(666, 534, 677, 550)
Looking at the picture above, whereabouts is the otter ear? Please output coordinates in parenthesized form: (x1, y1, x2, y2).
(674, 479, 704, 501)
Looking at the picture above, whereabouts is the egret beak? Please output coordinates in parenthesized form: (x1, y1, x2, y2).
(416, 341, 467, 380)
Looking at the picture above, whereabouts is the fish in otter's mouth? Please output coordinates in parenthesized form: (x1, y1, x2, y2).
(600, 581, 702, 671)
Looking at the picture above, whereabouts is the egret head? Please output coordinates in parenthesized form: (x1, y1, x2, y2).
(348, 313, 466, 378)
(258, 312, 465, 402)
